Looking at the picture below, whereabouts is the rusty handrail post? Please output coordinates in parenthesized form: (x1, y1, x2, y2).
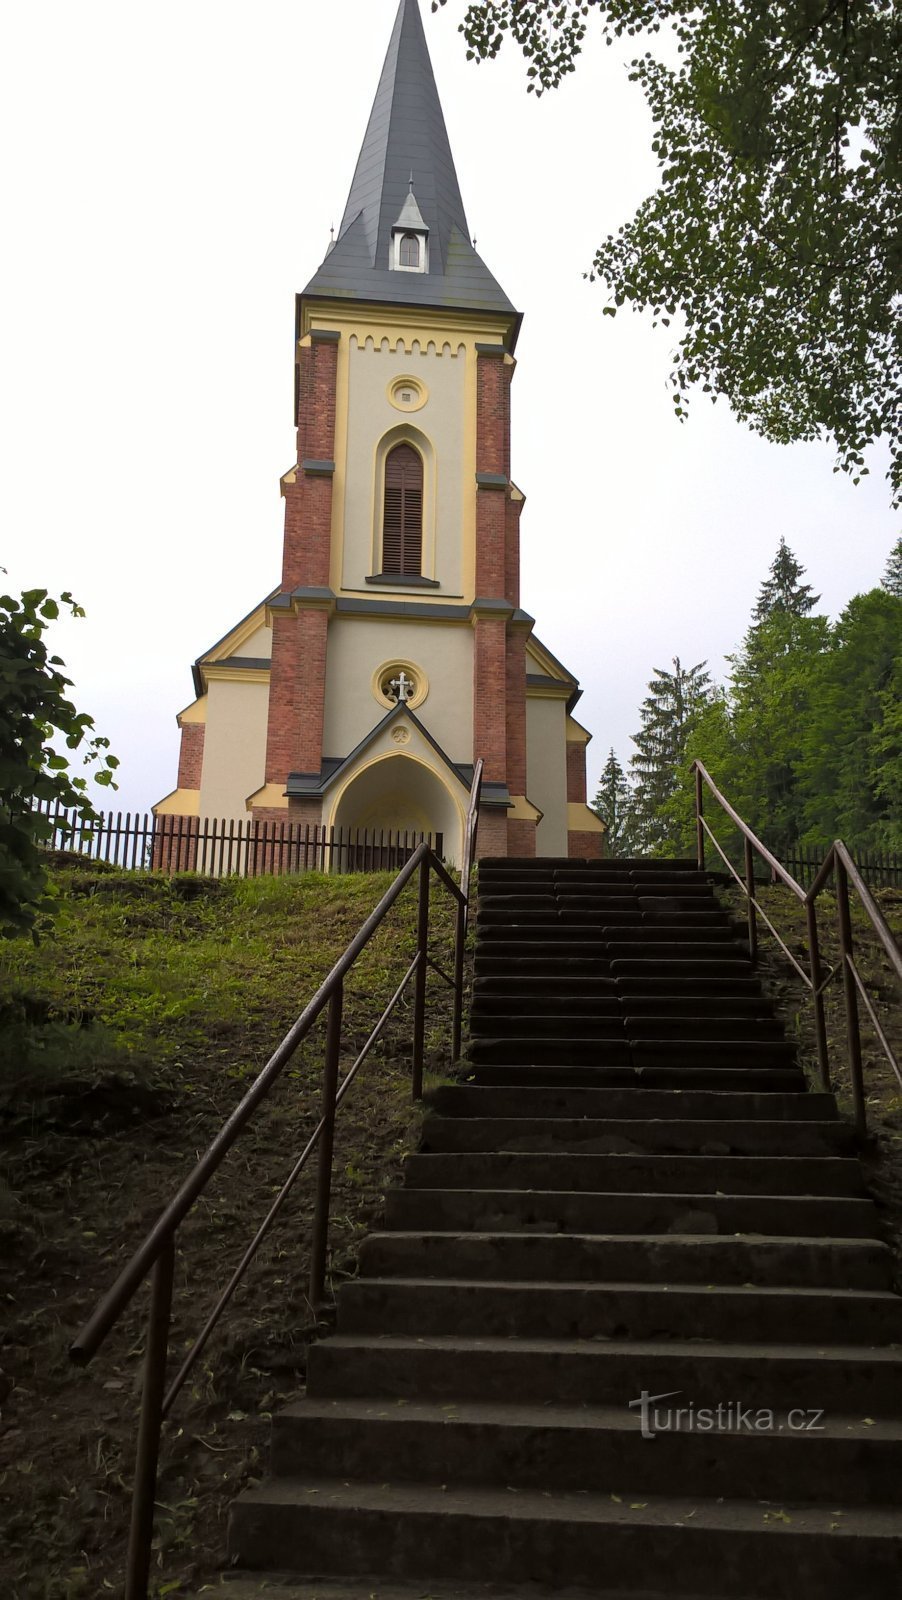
(695, 764, 705, 871)
(806, 896, 831, 1092)
(309, 982, 343, 1305)
(451, 892, 466, 1062)
(412, 852, 430, 1099)
(125, 1235, 175, 1600)
(835, 855, 867, 1137)
(743, 836, 758, 963)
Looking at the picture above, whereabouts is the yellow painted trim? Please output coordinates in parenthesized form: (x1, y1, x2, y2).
(566, 716, 592, 745)
(462, 342, 476, 599)
(330, 324, 351, 593)
(526, 636, 571, 681)
(387, 374, 428, 412)
(527, 681, 571, 700)
(567, 803, 606, 834)
(204, 665, 270, 685)
(508, 794, 544, 824)
(246, 783, 289, 812)
(371, 659, 429, 711)
(198, 604, 269, 666)
(177, 696, 207, 727)
(303, 300, 515, 346)
(323, 747, 467, 839)
(153, 789, 200, 818)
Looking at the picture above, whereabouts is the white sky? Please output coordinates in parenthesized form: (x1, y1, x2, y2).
(1, 0, 896, 815)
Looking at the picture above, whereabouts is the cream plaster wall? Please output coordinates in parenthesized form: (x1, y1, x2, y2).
(527, 696, 569, 856)
(339, 338, 469, 596)
(232, 623, 273, 659)
(199, 678, 269, 819)
(322, 616, 472, 760)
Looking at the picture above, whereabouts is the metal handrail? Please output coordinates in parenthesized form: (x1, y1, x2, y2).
(693, 761, 902, 1129)
(70, 763, 484, 1600)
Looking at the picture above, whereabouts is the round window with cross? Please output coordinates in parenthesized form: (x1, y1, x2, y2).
(372, 659, 428, 711)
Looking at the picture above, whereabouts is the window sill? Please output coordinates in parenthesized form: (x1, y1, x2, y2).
(365, 573, 441, 589)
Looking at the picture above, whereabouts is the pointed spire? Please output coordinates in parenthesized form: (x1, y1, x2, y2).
(336, 0, 467, 271)
(302, 0, 516, 319)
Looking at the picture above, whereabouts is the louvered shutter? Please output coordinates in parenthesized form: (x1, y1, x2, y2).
(382, 445, 423, 575)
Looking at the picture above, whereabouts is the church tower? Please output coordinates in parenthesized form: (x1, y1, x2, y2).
(155, 0, 604, 864)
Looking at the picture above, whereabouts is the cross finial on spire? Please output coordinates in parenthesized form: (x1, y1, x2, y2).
(409, 171, 415, 191)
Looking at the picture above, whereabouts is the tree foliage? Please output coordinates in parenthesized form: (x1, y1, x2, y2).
(592, 746, 636, 854)
(884, 536, 902, 597)
(0, 586, 118, 937)
(436, 0, 902, 504)
(629, 656, 714, 854)
(598, 537, 902, 859)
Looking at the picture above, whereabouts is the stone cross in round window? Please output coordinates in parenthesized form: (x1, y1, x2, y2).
(384, 667, 416, 703)
(373, 659, 428, 711)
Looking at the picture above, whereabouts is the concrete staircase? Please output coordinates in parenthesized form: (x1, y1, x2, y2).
(226, 856, 902, 1599)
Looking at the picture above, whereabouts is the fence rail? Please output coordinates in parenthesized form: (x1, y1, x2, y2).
(693, 761, 902, 1136)
(781, 846, 901, 890)
(33, 801, 442, 877)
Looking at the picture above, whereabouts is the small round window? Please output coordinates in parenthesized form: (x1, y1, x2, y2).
(372, 659, 429, 711)
(388, 377, 427, 413)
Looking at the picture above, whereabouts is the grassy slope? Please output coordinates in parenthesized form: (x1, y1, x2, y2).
(0, 863, 456, 1600)
(725, 882, 902, 1265)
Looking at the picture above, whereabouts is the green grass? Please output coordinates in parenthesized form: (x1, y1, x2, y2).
(0, 859, 459, 1599)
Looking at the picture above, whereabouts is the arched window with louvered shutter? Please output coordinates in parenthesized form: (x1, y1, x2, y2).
(382, 443, 423, 576)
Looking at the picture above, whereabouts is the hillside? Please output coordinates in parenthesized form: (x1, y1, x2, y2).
(0, 862, 456, 1600)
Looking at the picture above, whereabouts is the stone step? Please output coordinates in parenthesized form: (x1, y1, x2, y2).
(477, 923, 740, 943)
(430, 1085, 838, 1121)
(617, 975, 764, 996)
(228, 1475, 902, 1597)
(359, 1230, 894, 1290)
(629, 1039, 798, 1069)
(270, 1397, 902, 1505)
(464, 1064, 807, 1091)
(610, 960, 756, 978)
(469, 1014, 628, 1039)
(623, 1017, 786, 1039)
(420, 1116, 852, 1157)
(470, 994, 774, 1019)
(473, 972, 619, 992)
(402, 1151, 863, 1197)
(470, 994, 624, 1017)
(204, 1580, 751, 1600)
(383, 1187, 880, 1239)
(469, 1016, 787, 1042)
(337, 1277, 902, 1345)
(306, 1334, 902, 1414)
(472, 973, 764, 998)
(474, 955, 614, 977)
(465, 1037, 797, 1067)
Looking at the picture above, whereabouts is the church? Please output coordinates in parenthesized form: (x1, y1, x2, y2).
(154, 0, 604, 865)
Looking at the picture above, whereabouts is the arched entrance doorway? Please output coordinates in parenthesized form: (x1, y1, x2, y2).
(329, 753, 464, 866)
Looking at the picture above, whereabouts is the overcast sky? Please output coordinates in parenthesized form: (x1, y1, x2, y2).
(2, 0, 896, 815)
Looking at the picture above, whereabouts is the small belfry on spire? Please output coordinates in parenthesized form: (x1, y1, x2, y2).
(391, 179, 429, 273)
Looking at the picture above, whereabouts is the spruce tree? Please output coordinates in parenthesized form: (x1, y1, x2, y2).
(883, 537, 902, 599)
(629, 658, 713, 855)
(592, 749, 634, 857)
(753, 538, 819, 619)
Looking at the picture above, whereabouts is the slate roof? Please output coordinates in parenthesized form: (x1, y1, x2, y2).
(302, 0, 517, 320)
